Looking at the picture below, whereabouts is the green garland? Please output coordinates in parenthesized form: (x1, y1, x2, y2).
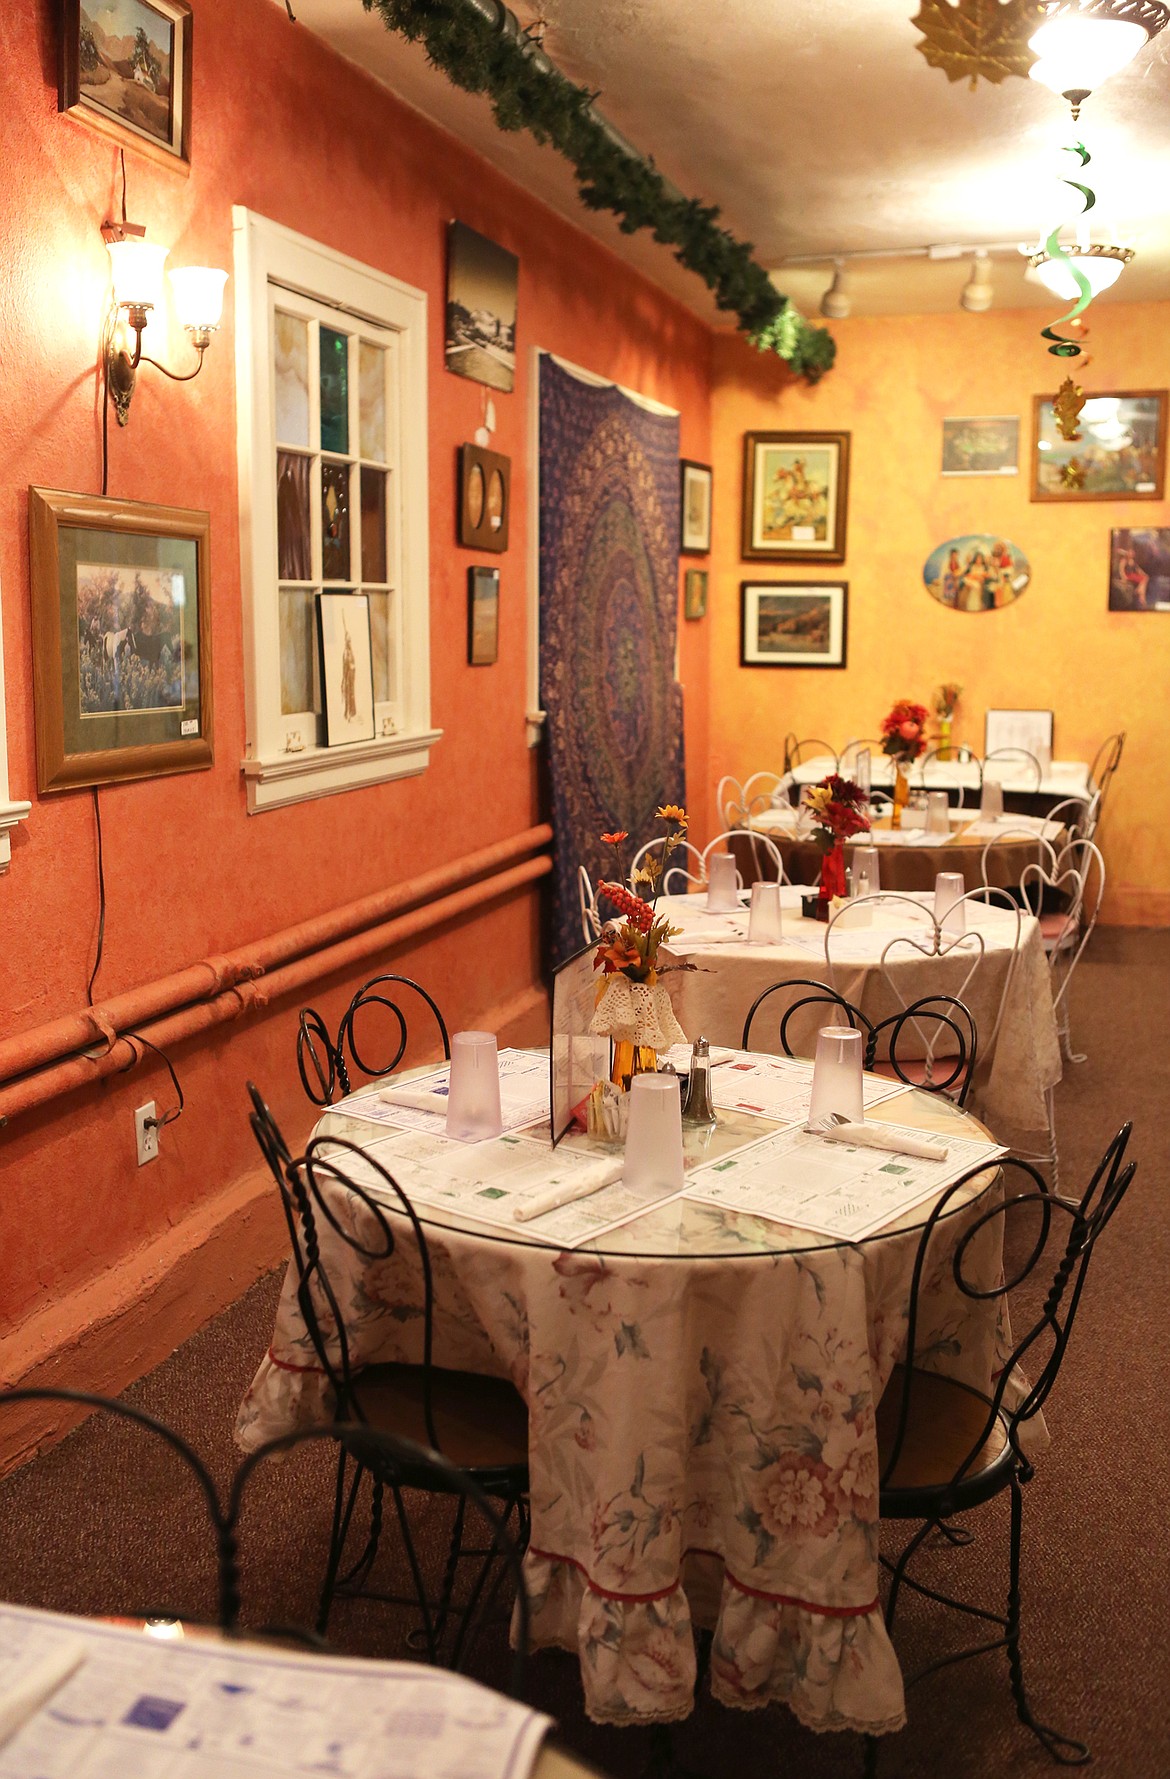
(360, 0, 835, 382)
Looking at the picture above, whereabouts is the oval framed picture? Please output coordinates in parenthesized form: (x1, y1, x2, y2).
(467, 461, 486, 530)
(923, 534, 1030, 612)
(458, 443, 511, 552)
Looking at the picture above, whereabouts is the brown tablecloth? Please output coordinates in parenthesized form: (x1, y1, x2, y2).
(733, 822, 1066, 896)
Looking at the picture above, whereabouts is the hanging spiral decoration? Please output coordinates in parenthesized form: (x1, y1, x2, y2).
(1040, 141, 1097, 357)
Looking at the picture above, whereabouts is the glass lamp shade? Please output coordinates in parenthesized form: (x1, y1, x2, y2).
(1028, 15, 1150, 94)
(1027, 247, 1130, 299)
(107, 237, 169, 311)
(168, 266, 228, 332)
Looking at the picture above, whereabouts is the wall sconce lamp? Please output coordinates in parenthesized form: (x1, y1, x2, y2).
(102, 220, 227, 426)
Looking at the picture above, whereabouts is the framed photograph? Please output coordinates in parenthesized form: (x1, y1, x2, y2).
(317, 592, 375, 746)
(445, 221, 518, 394)
(468, 566, 500, 665)
(1109, 528, 1170, 611)
(984, 708, 1054, 758)
(59, 0, 192, 171)
(683, 568, 708, 621)
(1031, 390, 1167, 501)
(740, 581, 848, 669)
(742, 431, 850, 562)
(458, 443, 511, 552)
(941, 416, 1019, 477)
(29, 487, 211, 794)
(922, 533, 1030, 612)
(680, 460, 712, 554)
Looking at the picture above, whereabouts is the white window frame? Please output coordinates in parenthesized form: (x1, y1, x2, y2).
(233, 208, 440, 812)
(0, 566, 31, 872)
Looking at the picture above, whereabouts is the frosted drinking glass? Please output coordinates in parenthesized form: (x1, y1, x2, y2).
(623, 1072, 684, 1195)
(747, 881, 783, 943)
(980, 778, 1004, 820)
(706, 851, 740, 912)
(934, 871, 966, 935)
(926, 791, 950, 835)
(445, 1031, 503, 1140)
(854, 747, 871, 795)
(808, 1026, 865, 1126)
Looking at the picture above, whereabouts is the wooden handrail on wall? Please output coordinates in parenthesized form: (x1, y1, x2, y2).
(0, 826, 553, 1125)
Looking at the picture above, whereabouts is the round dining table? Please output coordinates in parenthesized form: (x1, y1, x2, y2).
(236, 1053, 1015, 1741)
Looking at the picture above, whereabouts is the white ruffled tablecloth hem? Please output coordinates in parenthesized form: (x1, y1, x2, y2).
(235, 1352, 333, 1454)
(521, 1550, 906, 1734)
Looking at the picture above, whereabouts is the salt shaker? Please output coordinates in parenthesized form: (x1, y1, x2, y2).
(681, 1035, 716, 1126)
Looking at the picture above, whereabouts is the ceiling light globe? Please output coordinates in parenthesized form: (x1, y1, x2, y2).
(1028, 15, 1149, 93)
(1027, 246, 1130, 299)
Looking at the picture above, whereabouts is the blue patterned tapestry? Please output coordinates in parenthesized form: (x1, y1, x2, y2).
(539, 356, 685, 963)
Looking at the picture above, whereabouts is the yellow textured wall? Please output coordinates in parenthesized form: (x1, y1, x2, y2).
(707, 303, 1170, 923)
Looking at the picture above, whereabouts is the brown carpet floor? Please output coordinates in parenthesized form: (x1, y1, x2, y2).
(2, 928, 1168, 1778)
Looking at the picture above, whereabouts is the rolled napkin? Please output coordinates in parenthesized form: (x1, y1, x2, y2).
(378, 1085, 449, 1113)
(513, 1160, 625, 1222)
(0, 1642, 88, 1750)
(807, 1119, 948, 1160)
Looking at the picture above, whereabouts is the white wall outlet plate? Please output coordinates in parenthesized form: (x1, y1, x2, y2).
(135, 1101, 159, 1166)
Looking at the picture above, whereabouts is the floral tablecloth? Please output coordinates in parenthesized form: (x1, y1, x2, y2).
(235, 1094, 1010, 1734)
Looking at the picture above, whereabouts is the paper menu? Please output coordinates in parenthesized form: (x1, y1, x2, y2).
(0, 1603, 551, 1779)
(684, 1121, 1006, 1240)
(700, 1052, 906, 1123)
(337, 1049, 550, 1142)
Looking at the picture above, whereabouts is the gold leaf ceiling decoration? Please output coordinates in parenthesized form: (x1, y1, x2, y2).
(912, 0, 1041, 90)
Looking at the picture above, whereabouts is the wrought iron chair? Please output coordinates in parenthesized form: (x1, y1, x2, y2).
(915, 743, 982, 808)
(1024, 838, 1106, 1065)
(866, 1124, 1136, 1775)
(577, 863, 602, 945)
(0, 1386, 529, 1686)
(782, 733, 839, 774)
(625, 834, 705, 900)
(982, 747, 1043, 793)
(1087, 729, 1125, 804)
(839, 737, 887, 773)
(297, 973, 450, 1108)
(247, 1086, 530, 1648)
(704, 828, 786, 889)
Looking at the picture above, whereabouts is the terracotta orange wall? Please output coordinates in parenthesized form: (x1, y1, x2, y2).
(0, 0, 711, 1365)
(707, 307, 1170, 923)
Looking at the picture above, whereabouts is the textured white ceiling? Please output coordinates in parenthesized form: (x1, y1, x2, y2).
(281, 0, 1170, 320)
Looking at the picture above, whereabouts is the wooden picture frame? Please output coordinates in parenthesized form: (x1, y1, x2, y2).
(59, 0, 192, 172)
(1108, 527, 1170, 611)
(458, 443, 511, 552)
(683, 568, 708, 620)
(1031, 390, 1167, 502)
(742, 430, 850, 562)
(941, 415, 1019, 477)
(468, 566, 500, 665)
(317, 591, 375, 746)
(679, 459, 712, 554)
(740, 581, 848, 669)
(29, 486, 212, 793)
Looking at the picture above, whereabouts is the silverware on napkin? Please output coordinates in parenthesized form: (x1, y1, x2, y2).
(805, 1113, 948, 1160)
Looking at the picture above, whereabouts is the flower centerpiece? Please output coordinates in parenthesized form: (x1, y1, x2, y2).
(591, 808, 689, 1096)
(802, 775, 871, 916)
(879, 699, 929, 827)
(933, 682, 961, 761)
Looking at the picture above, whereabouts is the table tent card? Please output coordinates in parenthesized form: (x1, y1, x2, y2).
(549, 943, 611, 1147)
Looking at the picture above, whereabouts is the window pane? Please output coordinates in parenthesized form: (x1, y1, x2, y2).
(276, 451, 311, 581)
(368, 589, 392, 705)
(360, 467, 387, 584)
(359, 341, 387, 461)
(280, 588, 317, 714)
(319, 326, 349, 454)
(273, 312, 309, 446)
(321, 462, 350, 581)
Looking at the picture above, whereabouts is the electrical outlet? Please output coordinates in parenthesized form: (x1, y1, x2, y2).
(135, 1101, 159, 1166)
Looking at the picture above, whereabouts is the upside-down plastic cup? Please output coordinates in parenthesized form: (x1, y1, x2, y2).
(852, 845, 881, 897)
(706, 851, 740, 913)
(807, 1026, 865, 1126)
(980, 778, 1004, 821)
(445, 1031, 503, 1140)
(623, 1072, 684, 1195)
(854, 748, 872, 795)
(747, 881, 783, 944)
(934, 871, 966, 935)
(926, 791, 950, 835)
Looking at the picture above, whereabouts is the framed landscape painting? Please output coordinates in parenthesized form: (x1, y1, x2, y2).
(742, 431, 849, 562)
(445, 222, 518, 394)
(59, 0, 192, 169)
(740, 581, 848, 669)
(29, 487, 212, 792)
(941, 415, 1019, 477)
(1031, 390, 1167, 501)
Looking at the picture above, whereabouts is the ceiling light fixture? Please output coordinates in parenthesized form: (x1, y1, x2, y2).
(820, 261, 852, 319)
(102, 219, 227, 427)
(960, 251, 995, 312)
(1028, 0, 1169, 116)
(1026, 240, 1134, 297)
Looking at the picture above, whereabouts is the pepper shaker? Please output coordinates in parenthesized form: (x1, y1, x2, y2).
(681, 1035, 716, 1126)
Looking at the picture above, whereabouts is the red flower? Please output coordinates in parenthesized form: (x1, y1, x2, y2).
(601, 830, 628, 846)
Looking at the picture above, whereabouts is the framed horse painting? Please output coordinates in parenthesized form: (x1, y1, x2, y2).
(741, 430, 850, 563)
(28, 487, 213, 792)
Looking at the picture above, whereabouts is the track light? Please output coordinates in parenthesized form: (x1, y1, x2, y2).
(960, 251, 994, 312)
(820, 261, 851, 319)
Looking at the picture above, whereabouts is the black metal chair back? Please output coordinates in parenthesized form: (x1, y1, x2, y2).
(297, 973, 450, 1107)
(742, 977, 875, 1056)
(743, 980, 977, 1103)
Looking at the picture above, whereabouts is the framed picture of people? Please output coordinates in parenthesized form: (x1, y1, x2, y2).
(741, 431, 850, 562)
(317, 592, 375, 746)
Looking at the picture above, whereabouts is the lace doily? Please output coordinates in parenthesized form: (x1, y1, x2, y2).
(590, 976, 687, 1051)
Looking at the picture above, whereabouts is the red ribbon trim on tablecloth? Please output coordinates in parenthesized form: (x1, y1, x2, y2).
(527, 1543, 879, 1616)
(265, 1347, 327, 1375)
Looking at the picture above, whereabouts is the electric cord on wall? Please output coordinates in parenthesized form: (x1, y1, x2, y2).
(122, 1031, 185, 1132)
(86, 786, 106, 1006)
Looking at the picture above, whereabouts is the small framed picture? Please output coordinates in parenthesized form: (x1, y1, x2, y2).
(445, 222, 518, 394)
(28, 486, 212, 793)
(683, 569, 708, 620)
(468, 566, 500, 665)
(941, 416, 1019, 477)
(1032, 390, 1167, 501)
(742, 431, 850, 562)
(680, 460, 712, 555)
(317, 592, 375, 746)
(984, 708, 1054, 758)
(1109, 528, 1170, 611)
(458, 443, 511, 552)
(59, 0, 192, 171)
(740, 581, 848, 669)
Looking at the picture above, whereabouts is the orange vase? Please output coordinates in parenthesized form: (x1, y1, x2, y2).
(891, 765, 910, 829)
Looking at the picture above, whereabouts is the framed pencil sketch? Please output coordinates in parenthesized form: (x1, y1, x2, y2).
(683, 569, 708, 620)
(742, 431, 850, 562)
(317, 592, 375, 746)
(680, 460, 712, 554)
(59, 0, 192, 171)
(1031, 390, 1167, 501)
(984, 708, 1054, 758)
(740, 581, 848, 669)
(28, 486, 212, 793)
(468, 566, 500, 665)
(458, 444, 511, 552)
